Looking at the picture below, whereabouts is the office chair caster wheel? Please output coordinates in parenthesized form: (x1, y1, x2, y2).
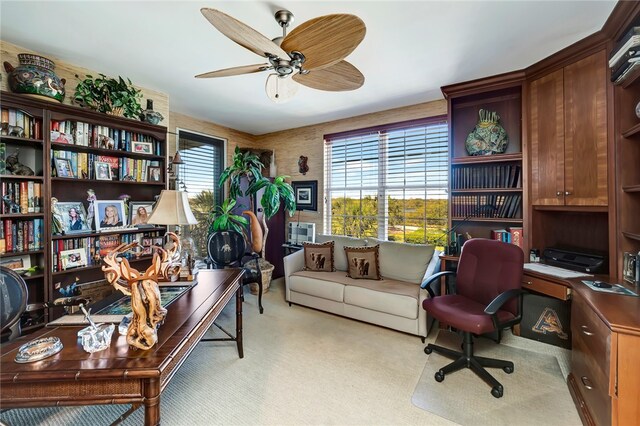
(491, 386, 503, 398)
(503, 366, 513, 374)
(434, 371, 445, 382)
(424, 347, 433, 355)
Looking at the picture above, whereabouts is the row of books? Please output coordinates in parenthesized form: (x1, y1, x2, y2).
(1, 180, 44, 214)
(50, 119, 161, 155)
(452, 164, 521, 189)
(0, 218, 44, 254)
(490, 227, 523, 249)
(451, 194, 522, 219)
(1, 108, 43, 140)
(52, 150, 161, 182)
(609, 26, 640, 84)
(51, 230, 164, 272)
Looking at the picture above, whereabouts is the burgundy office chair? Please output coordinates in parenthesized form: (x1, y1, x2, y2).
(420, 238, 524, 398)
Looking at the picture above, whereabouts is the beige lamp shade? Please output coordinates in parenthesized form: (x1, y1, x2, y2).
(147, 190, 198, 226)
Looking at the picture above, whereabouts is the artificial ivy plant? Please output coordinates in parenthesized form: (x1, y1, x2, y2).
(74, 73, 143, 119)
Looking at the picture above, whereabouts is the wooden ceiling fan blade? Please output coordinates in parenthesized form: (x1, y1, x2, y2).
(201, 8, 290, 59)
(281, 14, 365, 70)
(292, 61, 364, 91)
(195, 64, 270, 78)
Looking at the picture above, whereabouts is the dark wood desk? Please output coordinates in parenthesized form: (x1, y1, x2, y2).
(0, 269, 244, 426)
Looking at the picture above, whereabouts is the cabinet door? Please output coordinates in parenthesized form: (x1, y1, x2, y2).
(564, 50, 608, 206)
(530, 69, 565, 205)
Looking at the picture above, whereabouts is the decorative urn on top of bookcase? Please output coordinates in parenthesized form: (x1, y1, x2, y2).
(3, 54, 66, 102)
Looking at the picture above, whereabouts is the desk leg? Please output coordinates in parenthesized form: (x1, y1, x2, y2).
(236, 286, 244, 359)
(143, 378, 161, 426)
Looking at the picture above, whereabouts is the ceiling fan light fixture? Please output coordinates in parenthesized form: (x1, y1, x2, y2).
(265, 73, 298, 103)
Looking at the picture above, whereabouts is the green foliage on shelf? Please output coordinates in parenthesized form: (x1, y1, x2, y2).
(73, 74, 143, 119)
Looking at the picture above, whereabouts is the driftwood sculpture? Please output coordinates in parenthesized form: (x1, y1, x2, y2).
(101, 238, 174, 350)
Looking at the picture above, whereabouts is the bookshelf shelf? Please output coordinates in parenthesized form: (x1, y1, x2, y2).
(0, 213, 45, 219)
(23, 273, 45, 280)
(52, 255, 153, 276)
(51, 142, 165, 161)
(622, 231, 640, 242)
(51, 177, 166, 186)
(0, 135, 44, 146)
(622, 185, 640, 192)
(452, 217, 523, 223)
(451, 153, 522, 165)
(51, 226, 166, 240)
(621, 65, 640, 89)
(451, 188, 522, 194)
(622, 122, 640, 138)
(0, 175, 44, 181)
(2, 249, 45, 256)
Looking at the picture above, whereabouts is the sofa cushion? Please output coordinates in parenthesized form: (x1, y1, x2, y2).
(344, 245, 382, 280)
(368, 238, 435, 284)
(344, 279, 420, 319)
(289, 270, 345, 302)
(302, 241, 335, 272)
(316, 234, 366, 271)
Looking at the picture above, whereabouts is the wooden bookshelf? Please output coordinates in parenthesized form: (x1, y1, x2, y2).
(1, 91, 168, 329)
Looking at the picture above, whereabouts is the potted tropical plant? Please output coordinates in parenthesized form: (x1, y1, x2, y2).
(218, 147, 296, 291)
(74, 73, 143, 119)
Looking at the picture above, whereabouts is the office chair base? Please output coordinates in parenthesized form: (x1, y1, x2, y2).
(424, 332, 513, 398)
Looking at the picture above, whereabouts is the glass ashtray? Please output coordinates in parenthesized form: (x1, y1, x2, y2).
(78, 323, 114, 353)
(15, 336, 63, 363)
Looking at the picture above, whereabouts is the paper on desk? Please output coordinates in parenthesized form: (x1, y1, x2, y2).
(524, 263, 593, 279)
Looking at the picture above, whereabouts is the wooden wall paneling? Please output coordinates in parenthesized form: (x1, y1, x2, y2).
(563, 50, 608, 206)
(521, 80, 531, 255)
(529, 69, 565, 206)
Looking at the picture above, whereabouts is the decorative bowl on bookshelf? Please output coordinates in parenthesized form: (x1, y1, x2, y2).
(3, 54, 66, 103)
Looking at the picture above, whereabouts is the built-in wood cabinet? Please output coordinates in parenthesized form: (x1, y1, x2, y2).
(530, 50, 608, 207)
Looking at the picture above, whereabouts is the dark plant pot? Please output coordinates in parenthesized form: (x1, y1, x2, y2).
(3, 54, 66, 103)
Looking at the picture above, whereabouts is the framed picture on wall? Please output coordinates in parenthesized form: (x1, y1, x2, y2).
(292, 180, 317, 211)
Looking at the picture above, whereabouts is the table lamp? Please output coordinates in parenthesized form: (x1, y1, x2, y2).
(147, 190, 198, 279)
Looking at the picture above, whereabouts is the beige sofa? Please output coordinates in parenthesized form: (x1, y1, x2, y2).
(283, 235, 441, 339)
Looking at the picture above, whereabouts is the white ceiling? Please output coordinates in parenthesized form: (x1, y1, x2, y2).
(1, 1, 616, 135)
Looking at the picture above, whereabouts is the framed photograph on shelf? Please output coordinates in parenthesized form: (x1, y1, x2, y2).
(95, 161, 113, 181)
(54, 158, 74, 178)
(130, 201, 154, 226)
(54, 202, 90, 234)
(147, 166, 162, 182)
(60, 248, 88, 270)
(94, 200, 126, 231)
(132, 141, 153, 155)
(623, 252, 639, 285)
(0, 255, 31, 272)
(292, 180, 317, 211)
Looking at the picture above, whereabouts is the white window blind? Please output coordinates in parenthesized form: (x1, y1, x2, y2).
(324, 118, 448, 245)
(177, 131, 224, 204)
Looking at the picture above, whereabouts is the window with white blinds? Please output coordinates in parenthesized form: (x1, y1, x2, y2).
(177, 130, 225, 257)
(324, 118, 448, 245)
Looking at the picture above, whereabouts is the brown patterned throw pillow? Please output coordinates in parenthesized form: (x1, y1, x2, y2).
(344, 245, 382, 280)
(303, 241, 335, 272)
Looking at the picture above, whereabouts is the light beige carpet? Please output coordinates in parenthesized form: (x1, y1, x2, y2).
(1, 279, 578, 426)
(412, 330, 580, 426)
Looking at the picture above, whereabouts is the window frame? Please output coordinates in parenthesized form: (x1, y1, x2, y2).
(323, 116, 449, 243)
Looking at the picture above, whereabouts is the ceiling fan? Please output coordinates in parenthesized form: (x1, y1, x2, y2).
(196, 8, 366, 103)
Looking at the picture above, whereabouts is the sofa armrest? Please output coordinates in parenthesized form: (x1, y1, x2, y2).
(284, 249, 305, 300)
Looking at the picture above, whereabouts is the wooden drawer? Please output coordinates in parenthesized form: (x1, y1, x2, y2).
(522, 274, 572, 300)
(571, 292, 611, 426)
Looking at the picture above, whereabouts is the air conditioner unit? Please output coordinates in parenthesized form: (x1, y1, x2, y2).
(288, 222, 315, 245)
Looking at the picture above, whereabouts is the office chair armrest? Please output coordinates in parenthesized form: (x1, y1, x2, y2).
(484, 289, 526, 315)
(420, 271, 456, 298)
